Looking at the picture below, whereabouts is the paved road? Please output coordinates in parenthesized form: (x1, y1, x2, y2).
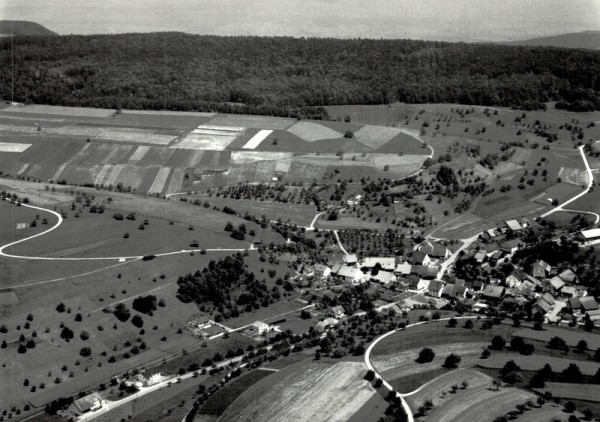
(541, 146, 594, 220)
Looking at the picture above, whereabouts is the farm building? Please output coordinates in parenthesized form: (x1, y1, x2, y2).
(360, 257, 396, 271)
(394, 262, 412, 275)
(532, 293, 556, 315)
(331, 264, 364, 284)
(499, 219, 523, 233)
(343, 254, 358, 265)
(250, 321, 270, 335)
(369, 270, 397, 287)
(576, 228, 600, 243)
(70, 392, 104, 414)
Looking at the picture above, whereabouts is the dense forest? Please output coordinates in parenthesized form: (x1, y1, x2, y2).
(1, 33, 600, 113)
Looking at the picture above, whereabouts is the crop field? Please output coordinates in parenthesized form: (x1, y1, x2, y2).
(558, 166, 589, 186)
(478, 355, 600, 375)
(406, 369, 548, 422)
(534, 382, 600, 403)
(219, 361, 376, 422)
(242, 129, 273, 149)
(172, 125, 244, 151)
(533, 182, 585, 206)
(513, 327, 600, 350)
(197, 369, 274, 416)
(165, 167, 185, 194)
(354, 125, 406, 149)
(325, 104, 418, 126)
(287, 121, 344, 142)
(147, 167, 171, 195)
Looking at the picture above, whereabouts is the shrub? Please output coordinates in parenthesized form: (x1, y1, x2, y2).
(443, 353, 461, 369)
(416, 348, 435, 363)
(113, 304, 131, 322)
(79, 347, 92, 357)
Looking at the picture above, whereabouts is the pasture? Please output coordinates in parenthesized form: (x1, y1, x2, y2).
(534, 382, 600, 403)
(478, 355, 600, 375)
(219, 361, 376, 422)
(513, 327, 600, 351)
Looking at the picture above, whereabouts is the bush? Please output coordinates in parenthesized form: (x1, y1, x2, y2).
(113, 303, 131, 322)
(443, 353, 461, 369)
(132, 295, 157, 314)
(131, 315, 144, 328)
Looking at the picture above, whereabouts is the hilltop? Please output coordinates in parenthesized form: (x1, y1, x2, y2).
(0, 21, 57, 37)
(507, 30, 600, 50)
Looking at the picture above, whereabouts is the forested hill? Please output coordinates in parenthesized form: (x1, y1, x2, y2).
(506, 31, 600, 51)
(0, 21, 57, 37)
(1, 33, 600, 114)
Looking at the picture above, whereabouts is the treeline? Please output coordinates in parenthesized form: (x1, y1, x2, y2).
(1, 33, 600, 113)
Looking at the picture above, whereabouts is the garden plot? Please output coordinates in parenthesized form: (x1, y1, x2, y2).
(4, 104, 116, 117)
(558, 167, 589, 186)
(354, 125, 403, 149)
(148, 167, 171, 194)
(206, 114, 294, 130)
(173, 125, 244, 150)
(242, 129, 273, 149)
(287, 121, 343, 142)
(0, 142, 31, 152)
(231, 151, 293, 164)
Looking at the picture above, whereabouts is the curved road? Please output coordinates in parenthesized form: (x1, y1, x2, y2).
(364, 316, 485, 422)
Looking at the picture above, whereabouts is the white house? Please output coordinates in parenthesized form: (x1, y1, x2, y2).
(250, 321, 270, 335)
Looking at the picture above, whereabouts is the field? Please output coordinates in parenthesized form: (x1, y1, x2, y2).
(513, 327, 600, 350)
(0, 105, 430, 194)
(478, 355, 600, 375)
(405, 368, 568, 422)
(534, 382, 600, 403)
(219, 361, 376, 422)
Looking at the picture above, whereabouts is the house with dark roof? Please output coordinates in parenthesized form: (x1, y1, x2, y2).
(580, 296, 599, 313)
(419, 241, 451, 260)
(500, 239, 521, 254)
(410, 251, 431, 266)
(426, 280, 445, 298)
(533, 293, 555, 315)
(411, 265, 439, 279)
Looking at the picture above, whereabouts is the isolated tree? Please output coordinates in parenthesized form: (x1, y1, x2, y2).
(490, 335, 506, 350)
(576, 340, 588, 353)
(447, 318, 457, 328)
(79, 347, 92, 357)
(562, 363, 583, 383)
(463, 319, 474, 329)
(443, 353, 461, 369)
(417, 348, 435, 363)
(60, 327, 74, 342)
(548, 336, 567, 350)
(113, 303, 131, 322)
(131, 315, 144, 328)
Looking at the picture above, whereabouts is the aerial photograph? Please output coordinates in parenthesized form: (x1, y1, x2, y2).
(1, 0, 600, 421)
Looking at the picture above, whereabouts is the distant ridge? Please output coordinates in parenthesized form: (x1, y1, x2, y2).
(506, 30, 600, 50)
(0, 20, 57, 37)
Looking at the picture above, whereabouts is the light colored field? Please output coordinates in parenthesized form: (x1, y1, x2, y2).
(535, 382, 600, 402)
(128, 145, 151, 162)
(275, 158, 293, 173)
(479, 354, 600, 375)
(166, 167, 185, 194)
(114, 165, 148, 190)
(558, 166, 589, 186)
(493, 161, 523, 176)
(242, 129, 273, 149)
(206, 114, 294, 130)
(94, 164, 113, 185)
(370, 153, 425, 168)
(0, 123, 176, 145)
(0, 142, 31, 152)
(0, 113, 65, 122)
(408, 369, 539, 422)
(16, 163, 29, 175)
(231, 151, 294, 164)
(220, 362, 375, 422)
(148, 167, 171, 194)
(173, 125, 244, 151)
(354, 125, 403, 149)
(508, 147, 532, 164)
(374, 342, 488, 381)
(104, 164, 125, 186)
(4, 104, 116, 117)
(513, 327, 600, 350)
(287, 121, 343, 142)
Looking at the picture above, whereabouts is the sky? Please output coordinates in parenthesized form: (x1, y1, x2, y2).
(1, 0, 600, 42)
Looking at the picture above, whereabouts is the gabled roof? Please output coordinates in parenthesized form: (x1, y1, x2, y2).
(506, 220, 523, 231)
(579, 228, 600, 240)
(580, 296, 599, 311)
(558, 269, 577, 283)
(420, 241, 448, 258)
(482, 242, 501, 254)
(534, 260, 552, 273)
(427, 280, 444, 291)
(500, 239, 521, 250)
(560, 286, 577, 296)
(369, 271, 397, 285)
(569, 297, 581, 309)
(314, 263, 330, 272)
(548, 276, 565, 290)
(395, 262, 412, 275)
(540, 292, 555, 305)
(336, 265, 361, 279)
(411, 251, 429, 264)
